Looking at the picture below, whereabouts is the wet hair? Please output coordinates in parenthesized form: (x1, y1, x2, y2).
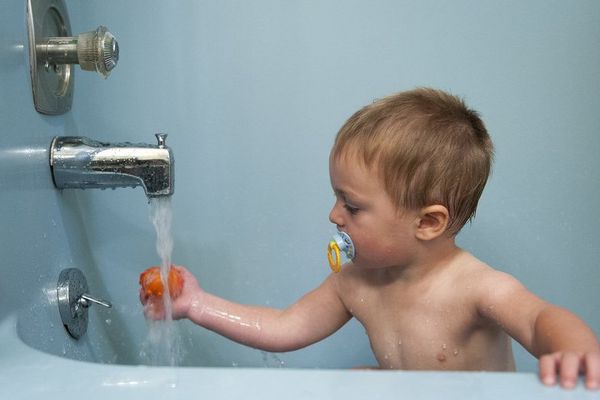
(331, 88, 494, 235)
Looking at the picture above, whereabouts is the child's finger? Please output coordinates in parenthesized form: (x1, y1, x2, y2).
(143, 299, 165, 320)
(584, 353, 600, 390)
(539, 353, 559, 386)
(139, 288, 148, 304)
(559, 352, 582, 389)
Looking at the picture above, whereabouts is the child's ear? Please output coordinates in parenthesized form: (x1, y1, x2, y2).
(415, 205, 450, 241)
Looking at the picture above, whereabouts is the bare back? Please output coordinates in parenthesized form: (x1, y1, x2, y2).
(334, 250, 516, 371)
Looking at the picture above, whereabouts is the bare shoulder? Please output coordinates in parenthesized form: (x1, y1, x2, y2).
(457, 253, 522, 290)
(453, 253, 527, 307)
(457, 253, 547, 321)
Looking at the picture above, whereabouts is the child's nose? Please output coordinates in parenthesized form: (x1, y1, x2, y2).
(329, 203, 343, 227)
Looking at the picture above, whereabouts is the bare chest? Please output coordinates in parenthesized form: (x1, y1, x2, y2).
(343, 286, 512, 370)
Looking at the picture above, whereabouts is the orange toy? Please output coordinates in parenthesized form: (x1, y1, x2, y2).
(139, 266, 184, 300)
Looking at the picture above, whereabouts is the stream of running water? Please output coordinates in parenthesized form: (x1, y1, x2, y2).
(140, 197, 182, 366)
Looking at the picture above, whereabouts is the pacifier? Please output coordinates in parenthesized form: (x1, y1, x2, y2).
(327, 231, 355, 273)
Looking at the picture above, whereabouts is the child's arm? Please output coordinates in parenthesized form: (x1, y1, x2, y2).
(141, 266, 353, 352)
(475, 270, 600, 390)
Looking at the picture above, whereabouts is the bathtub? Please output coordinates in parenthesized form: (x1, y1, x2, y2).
(1, 1, 598, 396)
(1, 311, 596, 400)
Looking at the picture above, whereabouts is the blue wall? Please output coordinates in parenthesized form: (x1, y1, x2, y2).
(0, 1, 121, 362)
(2, 1, 598, 371)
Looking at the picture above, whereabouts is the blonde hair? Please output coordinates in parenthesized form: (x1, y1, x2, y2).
(331, 88, 494, 235)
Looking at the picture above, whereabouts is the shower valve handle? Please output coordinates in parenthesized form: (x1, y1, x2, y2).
(38, 26, 119, 78)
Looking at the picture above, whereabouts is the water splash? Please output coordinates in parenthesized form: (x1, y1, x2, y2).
(140, 197, 182, 366)
(261, 351, 285, 368)
(140, 319, 182, 366)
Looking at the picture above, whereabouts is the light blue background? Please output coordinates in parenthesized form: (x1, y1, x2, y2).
(1, 1, 599, 371)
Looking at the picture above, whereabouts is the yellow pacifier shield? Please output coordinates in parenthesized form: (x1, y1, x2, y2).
(328, 240, 342, 273)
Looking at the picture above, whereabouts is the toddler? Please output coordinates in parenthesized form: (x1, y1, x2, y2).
(141, 88, 600, 389)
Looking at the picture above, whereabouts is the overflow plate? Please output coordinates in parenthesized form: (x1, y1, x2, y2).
(57, 268, 89, 339)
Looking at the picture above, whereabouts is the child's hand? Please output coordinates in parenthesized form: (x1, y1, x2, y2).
(139, 266, 203, 321)
(539, 351, 600, 390)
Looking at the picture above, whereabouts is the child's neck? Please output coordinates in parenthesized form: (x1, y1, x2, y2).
(382, 238, 462, 283)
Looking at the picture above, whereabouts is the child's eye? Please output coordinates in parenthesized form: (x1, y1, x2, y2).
(344, 204, 360, 215)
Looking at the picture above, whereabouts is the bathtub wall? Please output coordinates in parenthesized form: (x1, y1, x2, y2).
(0, 1, 123, 362)
(3, 1, 598, 370)
(67, 0, 600, 370)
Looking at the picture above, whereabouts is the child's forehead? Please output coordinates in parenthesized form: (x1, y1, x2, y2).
(330, 146, 380, 174)
(329, 150, 383, 186)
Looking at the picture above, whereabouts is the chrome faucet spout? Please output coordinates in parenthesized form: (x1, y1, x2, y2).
(50, 135, 174, 198)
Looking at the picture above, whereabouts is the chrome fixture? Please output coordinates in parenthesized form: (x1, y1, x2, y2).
(38, 26, 119, 79)
(27, 0, 119, 115)
(50, 134, 175, 198)
(57, 268, 112, 340)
